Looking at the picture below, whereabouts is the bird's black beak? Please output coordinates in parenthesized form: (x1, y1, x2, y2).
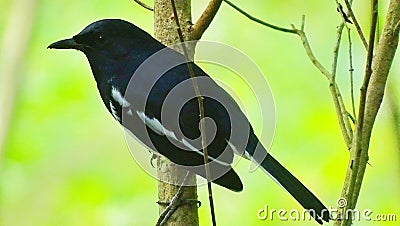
(48, 38, 82, 50)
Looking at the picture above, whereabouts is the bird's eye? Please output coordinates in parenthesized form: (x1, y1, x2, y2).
(95, 33, 106, 44)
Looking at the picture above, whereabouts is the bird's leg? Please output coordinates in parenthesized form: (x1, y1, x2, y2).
(155, 171, 200, 226)
(150, 152, 158, 168)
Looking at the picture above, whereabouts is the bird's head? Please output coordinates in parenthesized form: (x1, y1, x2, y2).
(48, 19, 156, 56)
(48, 19, 161, 82)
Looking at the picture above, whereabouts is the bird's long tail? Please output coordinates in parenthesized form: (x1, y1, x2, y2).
(246, 138, 330, 224)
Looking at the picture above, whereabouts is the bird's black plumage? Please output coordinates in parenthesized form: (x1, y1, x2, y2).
(49, 19, 330, 224)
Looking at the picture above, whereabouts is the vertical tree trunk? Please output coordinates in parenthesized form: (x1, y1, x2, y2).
(153, 1, 199, 225)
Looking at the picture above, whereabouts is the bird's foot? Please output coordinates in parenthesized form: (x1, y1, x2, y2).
(157, 199, 201, 208)
(150, 153, 158, 168)
(156, 195, 200, 226)
(155, 172, 199, 226)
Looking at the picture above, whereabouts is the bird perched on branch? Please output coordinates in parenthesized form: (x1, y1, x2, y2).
(49, 19, 330, 224)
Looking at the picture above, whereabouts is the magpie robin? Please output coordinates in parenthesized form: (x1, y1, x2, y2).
(48, 19, 330, 224)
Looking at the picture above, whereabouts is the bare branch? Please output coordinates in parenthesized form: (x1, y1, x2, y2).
(224, 2, 353, 147)
(291, 19, 352, 147)
(353, 0, 398, 205)
(133, 0, 153, 11)
(291, 22, 331, 78)
(344, 0, 378, 214)
(347, 27, 357, 120)
(344, 0, 368, 50)
(331, 0, 357, 142)
(330, 84, 353, 148)
(191, 0, 223, 40)
(224, 1, 354, 148)
(223, 0, 297, 34)
(330, 26, 355, 144)
(358, 0, 378, 133)
(331, 22, 345, 80)
(335, 0, 400, 225)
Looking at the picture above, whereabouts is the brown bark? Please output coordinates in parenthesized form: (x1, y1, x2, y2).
(153, 1, 199, 225)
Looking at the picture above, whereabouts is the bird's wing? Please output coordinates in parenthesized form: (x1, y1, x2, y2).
(137, 60, 252, 162)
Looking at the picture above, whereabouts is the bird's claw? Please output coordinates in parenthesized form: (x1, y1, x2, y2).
(155, 172, 197, 226)
(150, 153, 158, 168)
(157, 199, 201, 208)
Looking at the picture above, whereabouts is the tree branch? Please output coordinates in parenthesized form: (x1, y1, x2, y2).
(331, 20, 345, 81)
(223, 2, 353, 148)
(347, 27, 357, 120)
(191, 0, 222, 40)
(344, 0, 368, 50)
(355, 0, 399, 200)
(347, 0, 378, 212)
(335, 2, 379, 224)
(335, 0, 400, 225)
(332, 0, 357, 124)
(133, 0, 153, 11)
(222, 0, 297, 34)
(291, 18, 353, 148)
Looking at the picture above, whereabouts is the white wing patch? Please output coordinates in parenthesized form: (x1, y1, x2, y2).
(136, 111, 164, 136)
(111, 86, 131, 107)
(110, 101, 120, 121)
(136, 110, 230, 166)
(227, 141, 251, 160)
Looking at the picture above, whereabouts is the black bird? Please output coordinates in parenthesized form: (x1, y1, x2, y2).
(49, 19, 330, 224)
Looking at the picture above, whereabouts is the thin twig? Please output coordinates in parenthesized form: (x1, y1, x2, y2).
(344, 0, 368, 50)
(191, 0, 223, 40)
(347, 26, 357, 121)
(225, 0, 353, 148)
(291, 17, 331, 78)
(133, 0, 153, 11)
(332, 0, 354, 79)
(332, 0, 357, 144)
(291, 17, 352, 147)
(170, 0, 217, 225)
(333, 0, 356, 126)
(337, 3, 352, 23)
(331, 3, 355, 144)
(223, 0, 297, 34)
(331, 21, 345, 81)
(358, 0, 378, 136)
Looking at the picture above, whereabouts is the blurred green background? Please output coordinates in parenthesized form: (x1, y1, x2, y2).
(1, 0, 399, 225)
